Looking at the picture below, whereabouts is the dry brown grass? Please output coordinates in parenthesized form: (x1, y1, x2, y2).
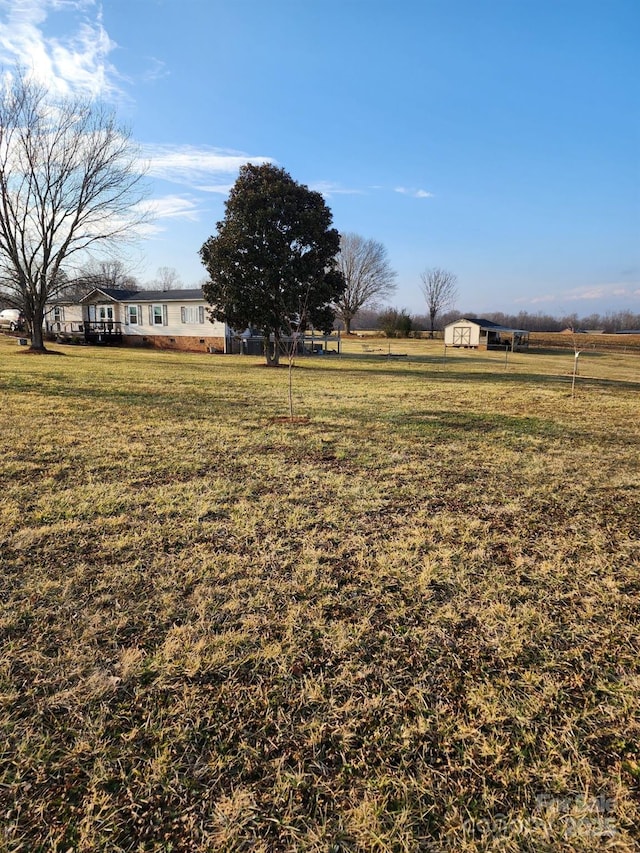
(528, 332, 640, 353)
(0, 334, 638, 851)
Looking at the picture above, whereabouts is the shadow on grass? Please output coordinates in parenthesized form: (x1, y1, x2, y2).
(388, 408, 568, 441)
(302, 359, 640, 391)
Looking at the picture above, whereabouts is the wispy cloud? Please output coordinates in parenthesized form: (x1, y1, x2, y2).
(514, 293, 558, 305)
(139, 195, 202, 222)
(395, 186, 434, 199)
(309, 181, 364, 198)
(141, 144, 275, 189)
(142, 56, 169, 83)
(129, 195, 204, 240)
(565, 284, 640, 302)
(0, 0, 122, 98)
(515, 282, 640, 305)
(196, 183, 235, 196)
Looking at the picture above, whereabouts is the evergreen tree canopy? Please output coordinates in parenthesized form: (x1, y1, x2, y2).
(200, 164, 345, 364)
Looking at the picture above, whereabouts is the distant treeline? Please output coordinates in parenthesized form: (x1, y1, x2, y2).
(349, 307, 640, 335)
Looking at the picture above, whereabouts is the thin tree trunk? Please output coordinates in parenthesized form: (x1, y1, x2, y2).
(288, 353, 294, 417)
(263, 333, 280, 366)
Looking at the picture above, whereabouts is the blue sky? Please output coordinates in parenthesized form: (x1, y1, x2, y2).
(0, 0, 638, 316)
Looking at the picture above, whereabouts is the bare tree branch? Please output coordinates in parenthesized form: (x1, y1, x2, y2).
(420, 267, 458, 335)
(334, 233, 397, 334)
(0, 70, 148, 350)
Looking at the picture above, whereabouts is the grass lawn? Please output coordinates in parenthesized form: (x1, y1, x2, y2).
(0, 334, 638, 851)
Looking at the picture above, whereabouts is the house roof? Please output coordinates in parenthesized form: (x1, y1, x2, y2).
(80, 287, 206, 303)
(80, 287, 138, 303)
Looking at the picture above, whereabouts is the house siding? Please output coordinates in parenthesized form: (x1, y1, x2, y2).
(46, 288, 230, 353)
(44, 303, 84, 333)
(122, 300, 226, 350)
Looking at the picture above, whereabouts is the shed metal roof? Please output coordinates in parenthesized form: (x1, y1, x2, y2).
(449, 317, 529, 334)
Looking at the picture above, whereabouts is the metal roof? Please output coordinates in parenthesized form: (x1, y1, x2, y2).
(450, 317, 529, 334)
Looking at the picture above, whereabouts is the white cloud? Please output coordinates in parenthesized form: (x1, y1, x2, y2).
(0, 0, 122, 99)
(515, 282, 640, 306)
(196, 183, 235, 195)
(563, 284, 640, 302)
(395, 186, 434, 199)
(141, 144, 274, 188)
(514, 293, 557, 305)
(142, 56, 169, 83)
(309, 181, 364, 198)
(139, 195, 202, 222)
(122, 195, 205, 240)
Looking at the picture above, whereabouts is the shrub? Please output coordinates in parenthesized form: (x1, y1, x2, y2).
(378, 308, 413, 337)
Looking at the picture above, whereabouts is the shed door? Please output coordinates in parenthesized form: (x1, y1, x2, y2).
(453, 326, 471, 345)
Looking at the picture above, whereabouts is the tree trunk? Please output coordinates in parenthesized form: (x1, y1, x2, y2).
(28, 308, 47, 352)
(344, 316, 352, 335)
(263, 333, 280, 366)
(288, 355, 294, 418)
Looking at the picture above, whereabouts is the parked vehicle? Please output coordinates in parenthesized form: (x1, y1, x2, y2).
(0, 308, 25, 332)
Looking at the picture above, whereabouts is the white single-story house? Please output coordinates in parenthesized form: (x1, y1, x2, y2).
(43, 287, 342, 355)
(444, 318, 529, 351)
(45, 287, 230, 353)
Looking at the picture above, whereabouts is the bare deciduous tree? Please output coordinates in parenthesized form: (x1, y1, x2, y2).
(70, 259, 139, 298)
(0, 71, 147, 351)
(420, 267, 458, 336)
(153, 266, 183, 291)
(334, 233, 397, 334)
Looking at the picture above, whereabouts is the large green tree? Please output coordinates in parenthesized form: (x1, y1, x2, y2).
(200, 163, 345, 365)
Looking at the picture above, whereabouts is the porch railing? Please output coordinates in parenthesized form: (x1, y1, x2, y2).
(46, 320, 124, 342)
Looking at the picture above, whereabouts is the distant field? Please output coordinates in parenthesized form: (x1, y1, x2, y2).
(0, 334, 638, 851)
(528, 332, 640, 353)
(350, 329, 640, 353)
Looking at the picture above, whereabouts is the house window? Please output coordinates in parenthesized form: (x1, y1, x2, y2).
(98, 305, 114, 321)
(149, 304, 168, 326)
(53, 306, 64, 323)
(181, 305, 206, 324)
(127, 305, 139, 325)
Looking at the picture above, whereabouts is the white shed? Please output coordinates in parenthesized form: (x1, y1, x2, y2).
(444, 318, 529, 351)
